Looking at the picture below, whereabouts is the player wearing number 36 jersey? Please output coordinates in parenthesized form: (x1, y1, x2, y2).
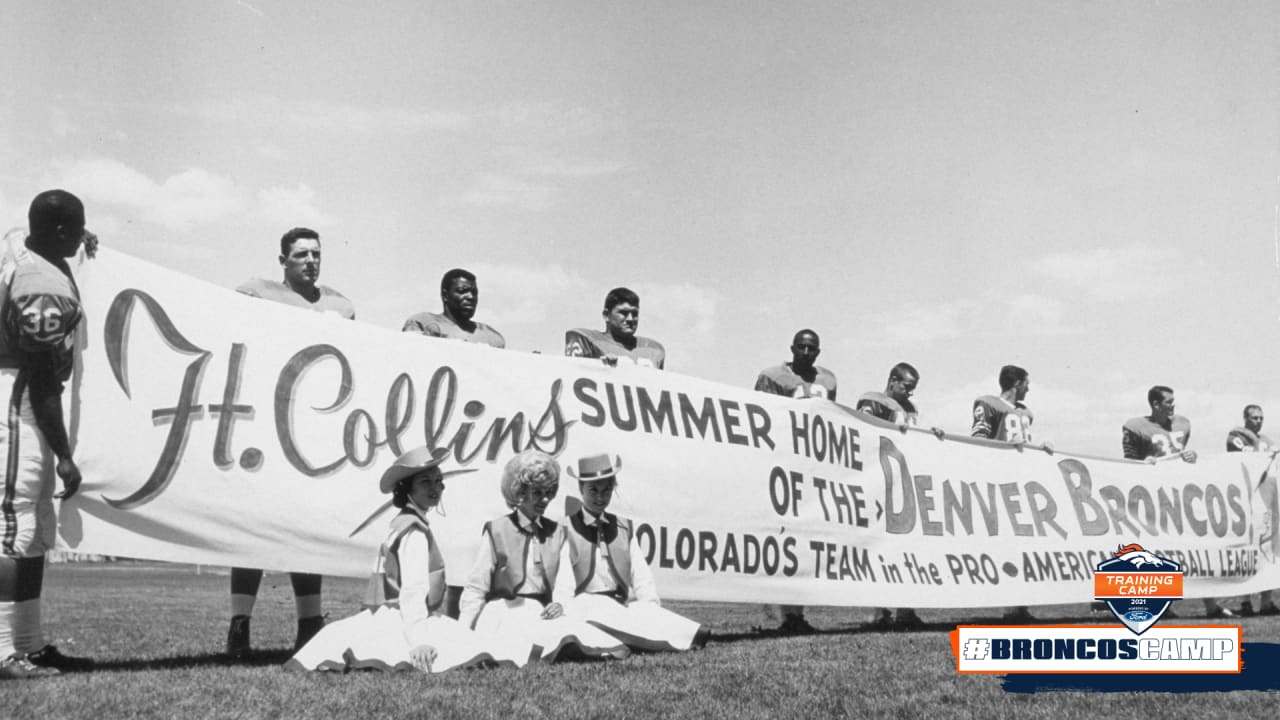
(0, 190, 96, 678)
(971, 365, 1034, 443)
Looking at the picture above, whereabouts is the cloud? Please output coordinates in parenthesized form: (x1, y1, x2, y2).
(171, 98, 470, 135)
(1006, 294, 1073, 336)
(234, 0, 265, 16)
(873, 291, 1077, 346)
(0, 189, 23, 231)
(523, 157, 627, 178)
(257, 183, 335, 227)
(467, 261, 589, 326)
(56, 157, 246, 231)
(1030, 244, 1183, 301)
(459, 174, 555, 212)
(50, 107, 78, 138)
(642, 282, 720, 339)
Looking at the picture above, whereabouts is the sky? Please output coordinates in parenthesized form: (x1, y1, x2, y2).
(1, 0, 1277, 457)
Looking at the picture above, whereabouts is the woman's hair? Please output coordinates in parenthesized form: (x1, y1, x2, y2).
(392, 467, 442, 509)
(500, 450, 560, 508)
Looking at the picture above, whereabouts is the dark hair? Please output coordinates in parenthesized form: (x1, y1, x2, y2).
(1245, 404, 1263, 417)
(28, 189, 84, 239)
(441, 268, 476, 294)
(604, 287, 639, 311)
(998, 365, 1028, 391)
(791, 328, 820, 346)
(391, 468, 441, 508)
(1148, 385, 1174, 406)
(890, 362, 919, 382)
(280, 227, 320, 256)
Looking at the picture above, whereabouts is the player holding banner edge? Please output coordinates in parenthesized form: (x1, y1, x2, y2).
(0, 190, 96, 679)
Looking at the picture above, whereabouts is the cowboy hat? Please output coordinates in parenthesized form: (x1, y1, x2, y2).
(379, 446, 477, 493)
(566, 453, 622, 483)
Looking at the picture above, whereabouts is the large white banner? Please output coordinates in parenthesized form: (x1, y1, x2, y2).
(60, 249, 1280, 607)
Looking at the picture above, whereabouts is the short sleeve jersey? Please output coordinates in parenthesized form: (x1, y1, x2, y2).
(564, 328, 665, 369)
(856, 391, 918, 425)
(971, 395, 1034, 443)
(235, 278, 355, 320)
(402, 312, 505, 348)
(1122, 415, 1192, 460)
(0, 235, 82, 380)
(754, 363, 837, 401)
(1226, 428, 1273, 453)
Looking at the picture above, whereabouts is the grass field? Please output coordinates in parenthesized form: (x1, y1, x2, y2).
(5, 562, 1279, 719)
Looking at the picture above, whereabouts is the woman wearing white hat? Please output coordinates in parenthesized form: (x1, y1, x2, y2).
(458, 449, 630, 661)
(556, 453, 709, 652)
(286, 446, 538, 673)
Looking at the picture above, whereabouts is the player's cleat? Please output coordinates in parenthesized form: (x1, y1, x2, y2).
(226, 615, 252, 659)
(1240, 601, 1256, 616)
(25, 645, 93, 672)
(1002, 607, 1035, 623)
(870, 608, 893, 630)
(1260, 603, 1280, 616)
(777, 615, 816, 636)
(1090, 601, 1108, 614)
(295, 616, 325, 651)
(0, 653, 60, 679)
(1205, 606, 1236, 620)
(894, 609, 924, 630)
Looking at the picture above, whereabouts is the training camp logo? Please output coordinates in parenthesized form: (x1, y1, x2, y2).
(1094, 543, 1181, 634)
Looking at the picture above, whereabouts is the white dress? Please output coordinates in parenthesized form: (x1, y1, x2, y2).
(458, 512, 630, 662)
(556, 510, 704, 652)
(287, 507, 537, 673)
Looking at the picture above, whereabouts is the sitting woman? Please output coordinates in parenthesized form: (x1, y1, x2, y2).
(556, 453, 710, 652)
(287, 446, 537, 673)
(459, 449, 630, 662)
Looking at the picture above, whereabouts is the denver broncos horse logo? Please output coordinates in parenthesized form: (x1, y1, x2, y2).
(1114, 543, 1166, 569)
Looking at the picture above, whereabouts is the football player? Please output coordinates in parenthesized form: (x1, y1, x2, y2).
(1229, 405, 1277, 616)
(1123, 386, 1228, 617)
(565, 287, 665, 368)
(403, 268, 505, 348)
(0, 190, 95, 678)
(857, 363, 927, 630)
(857, 362, 920, 426)
(752, 329, 837, 635)
(1122, 385, 1195, 463)
(1227, 404, 1273, 452)
(972, 365, 1035, 444)
(227, 227, 355, 659)
(972, 365, 1041, 622)
(754, 329, 836, 400)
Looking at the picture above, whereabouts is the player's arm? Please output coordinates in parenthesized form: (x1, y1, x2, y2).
(970, 401, 994, 439)
(754, 374, 776, 394)
(1179, 427, 1197, 463)
(27, 357, 79, 499)
(1121, 427, 1145, 460)
(1227, 431, 1246, 452)
(402, 315, 440, 336)
(564, 330, 598, 359)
